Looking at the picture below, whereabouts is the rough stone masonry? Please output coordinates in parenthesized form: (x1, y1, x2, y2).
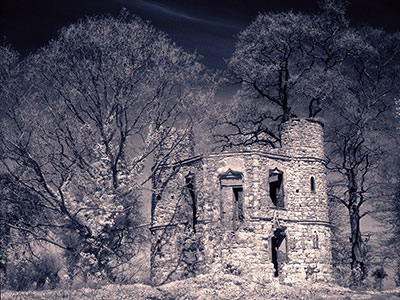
(150, 118, 332, 285)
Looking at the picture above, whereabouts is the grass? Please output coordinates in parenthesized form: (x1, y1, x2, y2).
(2, 274, 400, 300)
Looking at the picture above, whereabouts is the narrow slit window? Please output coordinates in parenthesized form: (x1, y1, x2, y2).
(269, 168, 284, 207)
(310, 176, 315, 193)
(312, 231, 319, 249)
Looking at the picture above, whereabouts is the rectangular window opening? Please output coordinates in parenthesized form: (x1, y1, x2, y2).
(232, 187, 243, 231)
(269, 171, 284, 207)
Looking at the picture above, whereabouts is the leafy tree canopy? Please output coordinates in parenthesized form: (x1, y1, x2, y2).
(0, 11, 213, 281)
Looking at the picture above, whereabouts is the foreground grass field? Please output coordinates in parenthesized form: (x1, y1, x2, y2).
(2, 274, 400, 300)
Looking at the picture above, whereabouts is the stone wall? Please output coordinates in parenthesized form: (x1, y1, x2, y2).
(280, 118, 325, 159)
(150, 118, 332, 285)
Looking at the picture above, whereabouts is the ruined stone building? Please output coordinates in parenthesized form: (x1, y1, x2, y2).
(150, 118, 332, 285)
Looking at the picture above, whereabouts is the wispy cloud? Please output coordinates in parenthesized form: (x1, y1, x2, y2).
(128, 0, 241, 31)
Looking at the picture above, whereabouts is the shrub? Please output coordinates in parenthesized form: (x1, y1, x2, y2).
(32, 252, 62, 289)
(5, 259, 36, 291)
(5, 248, 62, 291)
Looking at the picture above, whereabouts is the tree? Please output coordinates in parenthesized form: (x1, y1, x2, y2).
(390, 169, 400, 286)
(0, 12, 211, 282)
(212, 1, 360, 149)
(375, 88, 400, 286)
(388, 160, 400, 286)
(372, 133, 400, 286)
(214, 1, 400, 286)
(0, 174, 43, 279)
(325, 27, 400, 285)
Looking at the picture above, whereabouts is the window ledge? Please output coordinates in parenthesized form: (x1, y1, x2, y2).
(269, 206, 287, 211)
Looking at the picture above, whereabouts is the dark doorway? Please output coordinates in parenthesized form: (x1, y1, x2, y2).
(271, 228, 286, 277)
(271, 236, 279, 277)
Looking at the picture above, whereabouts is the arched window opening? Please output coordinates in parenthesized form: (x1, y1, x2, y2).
(310, 176, 315, 193)
(269, 168, 284, 208)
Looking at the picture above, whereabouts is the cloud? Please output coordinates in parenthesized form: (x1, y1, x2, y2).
(127, 0, 241, 30)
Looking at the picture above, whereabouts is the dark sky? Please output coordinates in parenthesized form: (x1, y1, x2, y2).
(1, 0, 399, 69)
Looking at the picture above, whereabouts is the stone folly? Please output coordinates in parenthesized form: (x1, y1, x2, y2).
(150, 119, 332, 285)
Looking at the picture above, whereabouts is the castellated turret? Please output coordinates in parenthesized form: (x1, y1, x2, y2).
(150, 118, 332, 285)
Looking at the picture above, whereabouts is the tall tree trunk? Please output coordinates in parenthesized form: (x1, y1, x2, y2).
(347, 170, 366, 286)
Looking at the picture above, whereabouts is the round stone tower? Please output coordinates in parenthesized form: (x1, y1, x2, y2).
(278, 118, 332, 283)
(280, 118, 324, 159)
